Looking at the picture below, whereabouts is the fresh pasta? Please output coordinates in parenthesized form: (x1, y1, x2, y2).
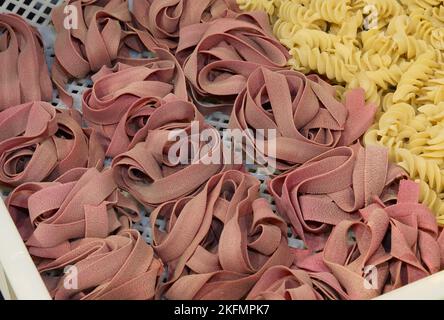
(365, 102, 444, 223)
(239, 0, 444, 224)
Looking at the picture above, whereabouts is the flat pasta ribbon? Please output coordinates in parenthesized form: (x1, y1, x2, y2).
(133, 0, 240, 50)
(112, 100, 238, 208)
(323, 180, 444, 299)
(176, 11, 289, 113)
(269, 144, 407, 249)
(0, 14, 52, 110)
(6, 167, 140, 261)
(38, 229, 163, 300)
(0, 102, 104, 187)
(229, 67, 377, 170)
(246, 264, 348, 300)
(82, 48, 187, 156)
(151, 170, 292, 300)
(51, 0, 168, 106)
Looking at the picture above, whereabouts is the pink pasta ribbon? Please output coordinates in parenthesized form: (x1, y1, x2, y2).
(247, 248, 349, 300)
(246, 265, 347, 300)
(0, 14, 52, 110)
(230, 68, 377, 171)
(38, 230, 163, 300)
(133, 0, 240, 50)
(269, 144, 407, 249)
(6, 167, 140, 261)
(51, 0, 168, 106)
(112, 99, 238, 208)
(176, 11, 289, 113)
(323, 180, 444, 299)
(82, 49, 187, 156)
(0, 101, 104, 187)
(151, 170, 292, 300)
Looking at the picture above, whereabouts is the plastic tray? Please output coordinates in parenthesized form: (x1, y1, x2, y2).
(0, 0, 443, 300)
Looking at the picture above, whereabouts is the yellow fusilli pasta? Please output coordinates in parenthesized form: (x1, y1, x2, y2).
(308, 0, 350, 24)
(289, 45, 357, 83)
(392, 51, 436, 102)
(240, 0, 444, 224)
(417, 179, 444, 223)
(237, 0, 277, 15)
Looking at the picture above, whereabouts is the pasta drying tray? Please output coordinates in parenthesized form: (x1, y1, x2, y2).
(0, 0, 443, 300)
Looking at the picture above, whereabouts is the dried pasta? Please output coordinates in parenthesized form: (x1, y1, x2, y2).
(238, 0, 444, 224)
(364, 102, 444, 223)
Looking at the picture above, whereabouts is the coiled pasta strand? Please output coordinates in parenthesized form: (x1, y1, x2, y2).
(407, 14, 444, 50)
(364, 64, 404, 90)
(277, 1, 325, 30)
(308, 0, 350, 24)
(414, 125, 444, 159)
(368, 104, 419, 151)
(429, 5, 444, 26)
(392, 32, 430, 59)
(417, 179, 444, 225)
(401, 0, 444, 11)
(238, 0, 444, 224)
(430, 28, 444, 50)
(273, 19, 302, 42)
(409, 14, 433, 38)
(377, 103, 417, 132)
(336, 13, 363, 44)
(361, 30, 399, 58)
(393, 51, 437, 102)
(364, 129, 404, 160)
(349, 0, 366, 11)
(237, 0, 277, 15)
(285, 29, 339, 51)
(289, 45, 356, 83)
(367, 0, 404, 25)
(381, 92, 399, 112)
(348, 72, 381, 105)
(417, 70, 444, 104)
(395, 148, 444, 194)
(418, 102, 444, 123)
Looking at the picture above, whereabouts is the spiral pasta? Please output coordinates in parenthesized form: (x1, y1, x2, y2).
(418, 70, 444, 104)
(290, 46, 356, 83)
(364, 101, 444, 224)
(402, 0, 444, 11)
(395, 148, 444, 193)
(369, 0, 404, 23)
(286, 29, 340, 51)
(237, 0, 277, 15)
(417, 179, 444, 224)
(408, 13, 444, 50)
(429, 5, 444, 26)
(239, 0, 444, 223)
(275, 1, 326, 31)
(241, 0, 444, 110)
(308, 0, 350, 25)
(393, 51, 436, 102)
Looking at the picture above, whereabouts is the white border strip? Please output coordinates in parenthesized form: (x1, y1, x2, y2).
(0, 198, 50, 300)
(375, 270, 444, 300)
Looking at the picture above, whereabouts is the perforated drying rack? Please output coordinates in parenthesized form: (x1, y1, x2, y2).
(0, 0, 443, 300)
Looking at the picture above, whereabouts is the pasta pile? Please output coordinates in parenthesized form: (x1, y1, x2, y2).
(2, 0, 444, 300)
(238, 0, 444, 224)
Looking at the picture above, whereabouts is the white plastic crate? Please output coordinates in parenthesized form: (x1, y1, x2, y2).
(0, 0, 443, 300)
